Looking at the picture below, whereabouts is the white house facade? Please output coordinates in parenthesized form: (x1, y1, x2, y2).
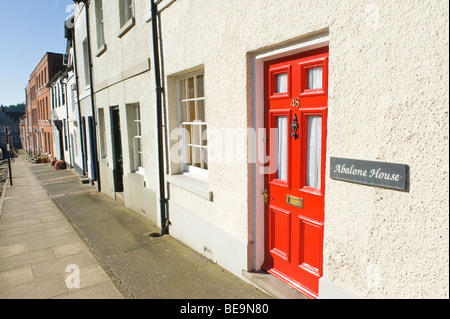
(72, 0, 448, 299)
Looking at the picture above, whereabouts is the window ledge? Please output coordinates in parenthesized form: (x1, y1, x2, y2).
(96, 44, 107, 57)
(118, 17, 135, 38)
(167, 174, 213, 202)
(127, 171, 148, 187)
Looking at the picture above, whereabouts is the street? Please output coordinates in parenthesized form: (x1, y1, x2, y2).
(0, 156, 272, 299)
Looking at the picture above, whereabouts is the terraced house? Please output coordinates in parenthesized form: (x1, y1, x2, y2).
(24, 53, 65, 159)
(36, 0, 448, 299)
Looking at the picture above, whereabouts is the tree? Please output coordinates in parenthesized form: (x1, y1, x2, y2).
(0, 102, 25, 114)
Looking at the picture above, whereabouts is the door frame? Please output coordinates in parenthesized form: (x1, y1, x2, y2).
(251, 34, 329, 282)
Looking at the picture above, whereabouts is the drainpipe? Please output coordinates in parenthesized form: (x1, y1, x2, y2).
(72, 1, 101, 191)
(70, 15, 86, 176)
(83, 1, 101, 191)
(64, 81, 72, 165)
(151, 0, 168, 236)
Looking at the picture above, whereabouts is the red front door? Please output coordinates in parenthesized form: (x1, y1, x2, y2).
(262, 47, 328, 299)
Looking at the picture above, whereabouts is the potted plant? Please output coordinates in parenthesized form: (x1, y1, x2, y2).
(54, 160, 67, 170)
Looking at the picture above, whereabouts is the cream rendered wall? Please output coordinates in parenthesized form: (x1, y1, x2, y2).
(65, 55, 78, 168)
(323, 1, 449, 299)
(89, 0, 158, 223)
(72, 4, 91, 175)
(51, 80, 65, 161)
(159, 0, 449, 298)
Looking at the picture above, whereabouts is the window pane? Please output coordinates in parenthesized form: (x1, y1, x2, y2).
(134, 105, 140, 120)
(179, 101, 187, 122)
(197, 100, 205, 122)
(135, 137, 142, 152)
(133, 121, 141, 136)
(133, 105, 141, 136)
(188, 77, 195, 99)
(179, 79, 186, 100)
(196, 74, 204, 97)
(307, 67, 323, 90)
(125, 0, 133, 21)
(139, 152, 143, 168)
(306, 116, 322, 189)
(188, 101, 195, 122)
(191, 124, 200, 146)
(277, 116, 288, 181)
(184, 145, 192, 165)
(276, 73, 288, 93)
(201, 125, 207, 146)
(183, 124, 192, 145)
(201, 147, 208, 170)
(191, 146, 201, 168)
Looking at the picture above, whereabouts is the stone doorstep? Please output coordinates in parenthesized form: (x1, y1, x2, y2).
(242, 270, 309, 299)
(79, 176, 90, 184)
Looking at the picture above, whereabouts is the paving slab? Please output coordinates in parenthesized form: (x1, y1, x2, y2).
(0, 266, 34, 290)
(0, 158, 123, 299)
(29, 158, 272, 299)
(1, 157, 274, 300)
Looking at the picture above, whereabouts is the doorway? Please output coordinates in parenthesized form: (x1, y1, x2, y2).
(88, 116, 98, 181)
(261, 46, 329, 299)
(110, 106, 124, 193)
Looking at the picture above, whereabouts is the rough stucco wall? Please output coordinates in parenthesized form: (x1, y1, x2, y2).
(158, 0, 449, 298)
(90, 0, 159, 193)
(160, 0, 334, 244)
(324, 0, 449, 298)
(72, 4, 89, 172)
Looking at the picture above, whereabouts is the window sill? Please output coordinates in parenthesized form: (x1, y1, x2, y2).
(96, 44, 107, 57)
(167, 174, 213, 202)
(118, 17, 135, 38)
(127, 170, 147, 188)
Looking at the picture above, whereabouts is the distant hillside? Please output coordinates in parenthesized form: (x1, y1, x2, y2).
(0, 103, 25, 114)
(0, 103, 25, 122)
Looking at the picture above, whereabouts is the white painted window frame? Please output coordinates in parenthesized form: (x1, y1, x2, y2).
(118, 0, 135, 37)
(176, 71, 208, 181)
(124, 0, 134, 23)
(98, 108, 107, 159)
(131, 104, 144, 174)
(95, 0, 107, 56)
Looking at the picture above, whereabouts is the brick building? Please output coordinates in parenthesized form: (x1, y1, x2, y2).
(25, 52, 64, 158)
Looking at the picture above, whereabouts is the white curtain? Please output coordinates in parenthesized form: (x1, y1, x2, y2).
(306, 116, 322, 189)
(277, 116, 288, 181)
(276, 73, 288, 93)
(308, 67, 323, 90)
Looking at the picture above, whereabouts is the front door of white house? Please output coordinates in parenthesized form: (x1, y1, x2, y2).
(262, 46, 329, 299)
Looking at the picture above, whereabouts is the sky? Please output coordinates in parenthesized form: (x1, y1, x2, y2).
(0, 0, 74, 106)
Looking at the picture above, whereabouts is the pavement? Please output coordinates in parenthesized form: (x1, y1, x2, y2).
(0, 156, 273, 299)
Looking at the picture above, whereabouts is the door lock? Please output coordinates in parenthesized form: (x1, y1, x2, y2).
(263, 189, 269, 203)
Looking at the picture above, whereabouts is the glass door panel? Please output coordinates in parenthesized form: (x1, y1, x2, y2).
(306, 115, 322, 189)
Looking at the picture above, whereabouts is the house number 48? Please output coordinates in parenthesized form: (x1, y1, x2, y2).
(290, 97, 300, 107)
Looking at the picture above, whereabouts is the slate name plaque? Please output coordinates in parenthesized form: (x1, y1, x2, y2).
(330, 157, 409, 191)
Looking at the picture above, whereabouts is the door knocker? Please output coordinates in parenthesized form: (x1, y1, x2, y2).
(290, 114, 299, 140)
